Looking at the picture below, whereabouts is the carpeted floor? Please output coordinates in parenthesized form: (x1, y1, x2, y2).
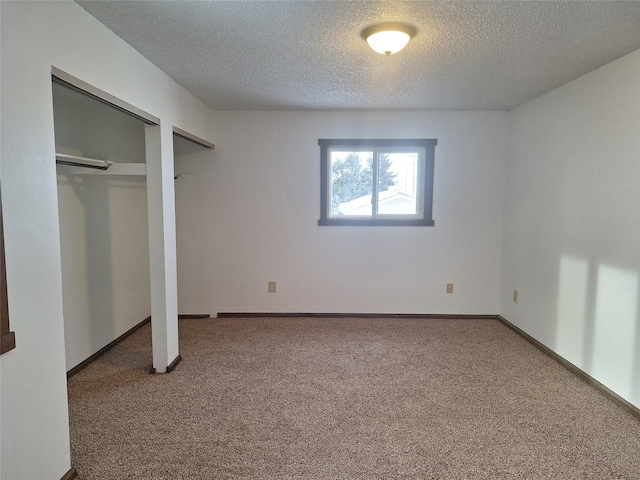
(67, 317, 640, 479)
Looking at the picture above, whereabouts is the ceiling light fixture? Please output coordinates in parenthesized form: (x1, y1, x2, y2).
(362, 23, 416, 56)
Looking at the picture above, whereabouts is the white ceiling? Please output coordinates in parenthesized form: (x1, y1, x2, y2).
(76, 1, 640, 111)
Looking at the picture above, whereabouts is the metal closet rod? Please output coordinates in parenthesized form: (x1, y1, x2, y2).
(55, 153, 112, 170)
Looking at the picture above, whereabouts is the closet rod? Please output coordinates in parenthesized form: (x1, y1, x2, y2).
(56, 154, 112, 170)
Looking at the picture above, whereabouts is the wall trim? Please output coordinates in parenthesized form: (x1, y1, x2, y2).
(217, 312, 496, 319)
(496, 315, 640, 421)
(51, 67, 159, 125)
(61, 467, 77, 480)
(166, 354, 182, 372)
(149, 354, 182, 374)
(1, 331, 16, 355)
(66, 316, 151, 378)
(67, 314, 207, 377)
(172, 126, 215, 150)
(0, 186, 16, 355)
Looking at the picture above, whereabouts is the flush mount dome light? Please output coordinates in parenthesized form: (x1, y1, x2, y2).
(362, 22, 416, 55)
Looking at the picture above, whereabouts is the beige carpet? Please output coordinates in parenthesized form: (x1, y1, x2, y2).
(67, 317, 640, 479)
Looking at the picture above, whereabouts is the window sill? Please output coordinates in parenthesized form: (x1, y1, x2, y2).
(318, 218, 435, 227)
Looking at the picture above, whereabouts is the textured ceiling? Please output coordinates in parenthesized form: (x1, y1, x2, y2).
(76, 1, 640, 111)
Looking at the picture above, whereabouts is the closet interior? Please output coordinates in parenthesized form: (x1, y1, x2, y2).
(53, 78, 152, 372)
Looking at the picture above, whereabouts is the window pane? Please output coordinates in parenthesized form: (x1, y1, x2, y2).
(377, 152, 418, 215)
(330, 151, 373, 216)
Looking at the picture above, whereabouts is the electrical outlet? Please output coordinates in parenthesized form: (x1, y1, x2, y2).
(174, 173, 192, 183)
(513, 290, 518, 303)
(446, 283, 454, 294)
(268, 281, 277, 293)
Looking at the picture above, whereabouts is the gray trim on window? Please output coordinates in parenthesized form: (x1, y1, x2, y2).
(318, 138, 437, 226)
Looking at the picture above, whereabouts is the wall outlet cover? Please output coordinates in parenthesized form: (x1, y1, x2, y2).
(175, 173, 192, 183)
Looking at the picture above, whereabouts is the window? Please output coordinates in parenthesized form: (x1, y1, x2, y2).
(318, 139, 437, 226)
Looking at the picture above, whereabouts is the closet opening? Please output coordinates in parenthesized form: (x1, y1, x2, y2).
(53, 74, 152, 374)
(52, 67, 214, 378)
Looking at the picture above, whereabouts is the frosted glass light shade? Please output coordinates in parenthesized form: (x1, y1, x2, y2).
(366, 31, 410, 55)
(362, 23, 416, 56)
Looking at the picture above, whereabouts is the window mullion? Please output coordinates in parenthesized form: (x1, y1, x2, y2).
(371, 150, 379, 217)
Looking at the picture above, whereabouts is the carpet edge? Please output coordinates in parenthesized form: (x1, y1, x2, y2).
(496, 314, 640, 420)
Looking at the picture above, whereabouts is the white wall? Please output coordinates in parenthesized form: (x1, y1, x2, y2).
(57, 174, 150, 370)
(0, 2, 215, 479)
(500, 49, 640, 408)
(175, 111, 508, 316)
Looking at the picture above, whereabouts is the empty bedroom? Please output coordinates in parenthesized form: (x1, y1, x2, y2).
(1, 1, 639, 479)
